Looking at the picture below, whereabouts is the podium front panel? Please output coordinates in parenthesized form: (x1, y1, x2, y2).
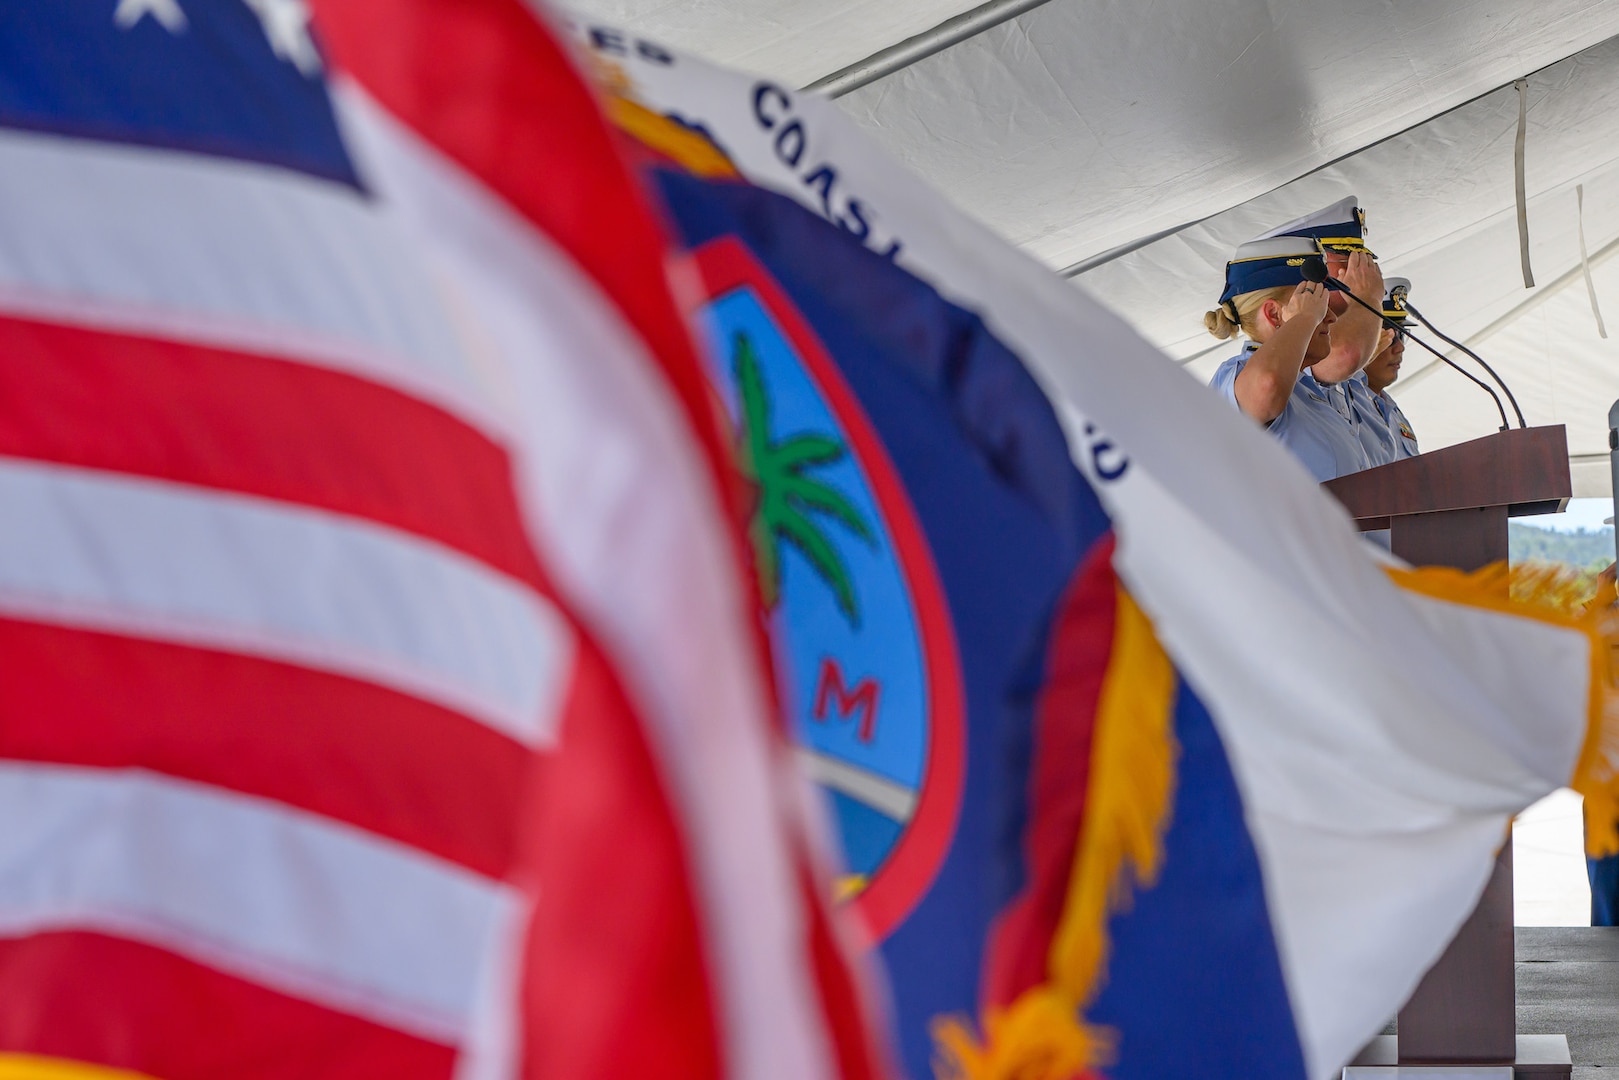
(1390, 506, 1510, 573)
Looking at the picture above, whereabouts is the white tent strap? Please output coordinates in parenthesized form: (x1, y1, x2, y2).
(1516, 78, 1536, 288)
(1577, 184, 1608, 339)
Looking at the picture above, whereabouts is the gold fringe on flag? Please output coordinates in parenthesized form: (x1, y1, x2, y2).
(0, 1055, 158, 1080)
(602, 94, 740, 179)
(932, 583, 1180, 1080)
(1385, 559, 1619, 858)
(583, 54, 742, 182)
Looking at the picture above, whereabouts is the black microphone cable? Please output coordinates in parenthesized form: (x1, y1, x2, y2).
(1401, 301, 1527, 429)
(1300, 259, 1513, 433)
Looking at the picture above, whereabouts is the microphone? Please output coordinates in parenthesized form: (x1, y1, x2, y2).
(1301, 258, 1513, 433)
(1401, 300, 1527, 428)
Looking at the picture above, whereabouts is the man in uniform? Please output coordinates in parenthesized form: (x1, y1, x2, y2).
(1255, 197, 1387, 430)
(1346, 278, 1419, 465)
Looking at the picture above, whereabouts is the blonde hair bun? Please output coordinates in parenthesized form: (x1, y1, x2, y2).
(1206, 285, 1296, 341)
(1204, 307, 1239, 340)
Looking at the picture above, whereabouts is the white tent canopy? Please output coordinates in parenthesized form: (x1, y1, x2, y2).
(569, 0, 1619, 496)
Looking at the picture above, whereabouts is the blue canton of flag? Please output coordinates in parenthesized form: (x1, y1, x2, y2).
(0, 1, 356, 186)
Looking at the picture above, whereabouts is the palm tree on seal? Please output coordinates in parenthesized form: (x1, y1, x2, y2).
(732, 330, 875, 626)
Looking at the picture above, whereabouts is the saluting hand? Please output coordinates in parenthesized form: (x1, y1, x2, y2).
(1280, 280, 1330, 326)
(1341, 250, 1385, 305)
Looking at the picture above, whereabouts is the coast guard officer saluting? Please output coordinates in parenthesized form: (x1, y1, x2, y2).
(1346, 278, 1420, 463)
(1205, 236, 1373, 482)
(1254, 197, 1388, 395)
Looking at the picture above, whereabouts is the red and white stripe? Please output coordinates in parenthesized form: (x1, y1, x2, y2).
(0, 1, 889, 1078)
(0, 457, 569, 745)
(317, 2, 889, 1075)
(0, 763, 512, 1043)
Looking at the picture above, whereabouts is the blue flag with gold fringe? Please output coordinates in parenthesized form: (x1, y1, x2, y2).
(640, 160, 1302, 1079)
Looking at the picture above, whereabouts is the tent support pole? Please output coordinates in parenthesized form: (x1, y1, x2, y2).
(802, 0, 1059, 98)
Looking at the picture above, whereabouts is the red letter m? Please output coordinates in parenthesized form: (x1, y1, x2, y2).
(813, 657, 880, 743)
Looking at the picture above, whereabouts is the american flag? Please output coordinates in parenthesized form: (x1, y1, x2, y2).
(0, 1, 886, 1077)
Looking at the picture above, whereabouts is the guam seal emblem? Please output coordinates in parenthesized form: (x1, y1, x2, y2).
(690, 238, 965, 939)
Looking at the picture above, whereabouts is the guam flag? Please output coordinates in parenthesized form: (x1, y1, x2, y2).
(608, 92, 1303, 1079)
(591, 25, 1619, 1080)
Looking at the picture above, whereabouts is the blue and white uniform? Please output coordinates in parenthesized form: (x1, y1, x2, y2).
(1211, 344, 1373, 483)
(1350, 278, 1422, 464)
(1206, 226, 1378, 483)
(1346, 372, 1397, 466)
(1377, 388, 1419, 459)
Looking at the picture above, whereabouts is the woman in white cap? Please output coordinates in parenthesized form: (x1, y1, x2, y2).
(1205, 237, 1372, 483)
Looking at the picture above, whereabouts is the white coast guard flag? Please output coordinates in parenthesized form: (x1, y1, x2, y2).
(579, 24, 1616, 1080)
(0, 3, 888, 1079)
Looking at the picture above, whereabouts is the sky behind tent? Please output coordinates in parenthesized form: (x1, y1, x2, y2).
(1522, 497, 1614, 532)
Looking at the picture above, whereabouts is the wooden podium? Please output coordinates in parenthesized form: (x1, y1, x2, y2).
(1323, 426, 1574, 1078)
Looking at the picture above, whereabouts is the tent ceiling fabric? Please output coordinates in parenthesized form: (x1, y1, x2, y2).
(837, 0, 1619, 268)
(568, 0, 1619, 498)
(561, 0, 985, 88)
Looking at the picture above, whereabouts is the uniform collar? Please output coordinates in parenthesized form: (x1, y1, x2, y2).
(1301, 371, 1359, 426)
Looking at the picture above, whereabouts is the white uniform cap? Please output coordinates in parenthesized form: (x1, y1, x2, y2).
(1382, 277, 1413, 320)
(1251, 196, 1374, 257)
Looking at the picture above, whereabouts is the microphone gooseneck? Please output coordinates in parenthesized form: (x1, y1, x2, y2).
(1401, 300, 1527, 429)
(1398, 327, 1511, 434)
(1299, 260, 1512, 432)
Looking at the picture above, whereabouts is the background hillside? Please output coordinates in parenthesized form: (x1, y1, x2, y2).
(1509, 524, 1614, 570)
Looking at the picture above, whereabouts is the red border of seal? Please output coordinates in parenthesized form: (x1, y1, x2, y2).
(688, 237, 967, 941)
